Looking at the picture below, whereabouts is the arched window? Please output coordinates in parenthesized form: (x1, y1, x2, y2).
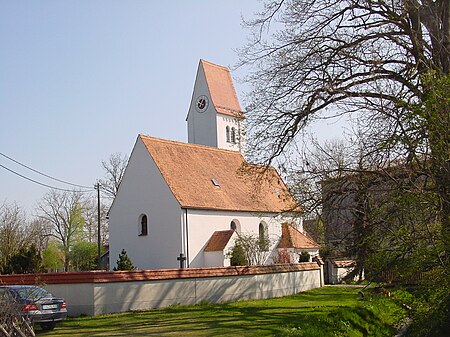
(258, 222, 269, 251)
(230, 221, 237, 231)
(226, 126, 231, 143)
(231, 127, 236, 143)
(139, 214, 148, 236)
(230, 219, 241, 233)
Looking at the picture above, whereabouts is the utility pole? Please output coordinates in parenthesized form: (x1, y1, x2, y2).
(95, 182, 101, 269)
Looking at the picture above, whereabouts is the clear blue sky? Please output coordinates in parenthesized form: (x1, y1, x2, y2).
(0, 1, 346, 215)
(0, 0, 263, 213)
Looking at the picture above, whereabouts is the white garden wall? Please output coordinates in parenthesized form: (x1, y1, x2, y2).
(0, 263, 322, 317)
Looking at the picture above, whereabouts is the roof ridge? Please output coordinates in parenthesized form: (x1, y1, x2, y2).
(215, 105, 242, 111)
(139, 134, 244, 156)
(200, 59, 230, 71)
(279, 223, 320, 249)
(289, 225, 316, 244)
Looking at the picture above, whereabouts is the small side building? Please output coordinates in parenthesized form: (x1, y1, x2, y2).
(325, 258, 361, 284)
(276, 223, 320, 263)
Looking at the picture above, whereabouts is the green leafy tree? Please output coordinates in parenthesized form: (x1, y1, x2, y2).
(69, 241, 98, 271)
(113, 249, 136, 271)
(42, 240, 64, 272)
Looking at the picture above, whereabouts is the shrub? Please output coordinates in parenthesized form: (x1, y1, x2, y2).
(299, 251, 311, 262)
(229, 242, 248, 266)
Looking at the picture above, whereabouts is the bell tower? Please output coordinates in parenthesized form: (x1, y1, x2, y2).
(186, 59, 245, 153)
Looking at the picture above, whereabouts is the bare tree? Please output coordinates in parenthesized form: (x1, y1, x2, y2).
(0, 202, 44, 274)
(240, 2, 449, 332)
(241, 0, 449, 159)
(37, 190, 86, 271)
(287, 138, 353, 216)
(229, 233, 273, 266)
(99, 153, 128, 200)
(83, 199, 109, 246)
(241, 0, 449, 264)
(0, 202, 28, 272)
(241, 0, 449, 227)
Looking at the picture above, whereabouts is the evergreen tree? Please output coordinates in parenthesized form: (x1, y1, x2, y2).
(8, 245, 42, 274)
(113, 249, 136, 271)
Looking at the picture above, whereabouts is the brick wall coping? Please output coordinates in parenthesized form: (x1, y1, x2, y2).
(0, 263, 319, 285)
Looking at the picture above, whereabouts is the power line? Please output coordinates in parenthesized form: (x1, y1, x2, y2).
(0, 163, 93, 193)
(0, 152, 92, 189)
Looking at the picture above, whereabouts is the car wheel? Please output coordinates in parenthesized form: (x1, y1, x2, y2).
(40, 322, 56, 331)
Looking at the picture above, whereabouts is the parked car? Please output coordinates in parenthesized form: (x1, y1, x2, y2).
(0, 285, 67, 331)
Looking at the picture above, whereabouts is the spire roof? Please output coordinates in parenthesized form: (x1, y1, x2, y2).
(200, 59, 244, 118)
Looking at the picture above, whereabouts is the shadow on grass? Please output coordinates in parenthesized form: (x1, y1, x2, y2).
(36, 287, 402, 337)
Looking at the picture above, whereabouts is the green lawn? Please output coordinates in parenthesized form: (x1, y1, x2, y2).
(37, 286, 407, 337)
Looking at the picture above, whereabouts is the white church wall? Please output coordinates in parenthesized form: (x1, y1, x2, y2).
(283, 212, 304, 232)
(186, 64, 217, 148)
(109, 138, 183, 270)
(204, 251, 228, 267)
(185, 209, 287, 268)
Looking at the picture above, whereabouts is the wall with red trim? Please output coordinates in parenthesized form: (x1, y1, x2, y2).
(0, 263, 321, 316)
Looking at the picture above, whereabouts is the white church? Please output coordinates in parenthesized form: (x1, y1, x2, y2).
(108, 59, 319, 270)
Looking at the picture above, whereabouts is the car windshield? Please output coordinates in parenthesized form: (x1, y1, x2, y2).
(15, 287, 54, 300)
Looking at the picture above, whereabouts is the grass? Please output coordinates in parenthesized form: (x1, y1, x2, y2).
(36, 286, 407, 337)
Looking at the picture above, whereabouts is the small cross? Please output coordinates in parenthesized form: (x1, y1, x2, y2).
(177, 253, 187, 269)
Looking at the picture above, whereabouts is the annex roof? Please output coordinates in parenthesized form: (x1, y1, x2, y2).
(204, 230, 235, 252)
(139, 135, 298, 212)
(330, 259, 356, 268)
(277, 223, 320, 249)
(200, 59, 244, 118)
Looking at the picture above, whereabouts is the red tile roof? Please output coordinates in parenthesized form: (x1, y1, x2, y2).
(140, 135, 299, 212)
(277, 223, 320, 249)
(204, 230, 235, 252)
(331, 259, 356, 268)
(201, 59, 244, 119)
